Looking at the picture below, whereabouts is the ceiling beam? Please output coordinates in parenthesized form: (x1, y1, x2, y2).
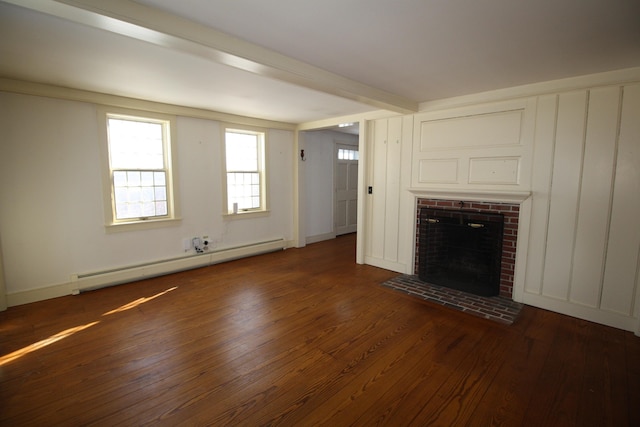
(4, 0, 419, 114)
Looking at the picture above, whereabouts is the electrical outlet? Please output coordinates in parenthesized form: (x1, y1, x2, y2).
(192, 237, 203, 253)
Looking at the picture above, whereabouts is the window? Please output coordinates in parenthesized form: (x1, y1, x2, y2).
(338, 147, 359, 161)
(223, 126, 266, 215)
(100, 109, 178, 228)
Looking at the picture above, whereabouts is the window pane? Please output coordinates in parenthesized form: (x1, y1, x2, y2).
(141, 171, 154, 186)
(154, 186, 166, 201)
(337, 148, 359, 162)
(128, 187, 141, 203)
(127, 171, 140, 186)
(142, 202, 156, 216)
(225, 131, 258, 171)
(227, 172, 261, 212)
(114, 187, 128, 204)
(127, 203, 142, 218)
(154, 171, 166, 186)
(112, 169, 168, 220)
(113, 171, 127, 187)
(141, 187, 154, 202)
(116, 203, 129, 219)
(156, 201, 167, 216)
(108, 118, 164, 169)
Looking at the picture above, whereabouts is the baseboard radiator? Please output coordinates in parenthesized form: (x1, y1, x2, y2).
(71, 238, 286, 294)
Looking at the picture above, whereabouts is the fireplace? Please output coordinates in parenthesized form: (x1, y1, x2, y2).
(415, 198, 520, 298)
(418, 208, 504, 296)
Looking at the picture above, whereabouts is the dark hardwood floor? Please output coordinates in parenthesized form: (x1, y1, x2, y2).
(1, 234, 639, 426)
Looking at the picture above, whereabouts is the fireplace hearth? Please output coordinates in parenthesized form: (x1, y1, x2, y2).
(419, 208, 504, 296)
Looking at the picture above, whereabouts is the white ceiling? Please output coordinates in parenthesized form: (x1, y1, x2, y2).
(1, 0, 639, 125)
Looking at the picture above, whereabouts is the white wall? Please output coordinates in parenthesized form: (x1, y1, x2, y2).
(301, 129, 357, 242)
(0, 92, 295, 303)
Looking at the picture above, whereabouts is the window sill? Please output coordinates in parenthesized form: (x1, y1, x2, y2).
(223, 210, 270, 220)
(105, 218, 182, 233)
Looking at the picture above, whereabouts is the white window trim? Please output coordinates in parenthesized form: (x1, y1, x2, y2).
(221, 123, 269, 218)
(97, 106, 181, 232)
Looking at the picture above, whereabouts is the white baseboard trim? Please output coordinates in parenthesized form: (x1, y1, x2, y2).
(7, 282, 73, 307)
(7, 239, 287, 307)
(522, 293, 638, 333)
(364, 256, 406, 274)
(305, 232, 336, 245)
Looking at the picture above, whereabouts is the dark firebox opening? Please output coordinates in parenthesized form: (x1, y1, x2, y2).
(418, 208, 504, 297)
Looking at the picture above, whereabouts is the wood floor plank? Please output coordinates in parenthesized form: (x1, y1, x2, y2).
(299, 311, 461, 426)
(521, 316, 590, 426)
(408, 323, 510, 426)
(465, 333, 552, 426)
(266, 311, 436, 425)
(626, 332, 640, 426)
(1, 234, 638, 426)
(352, 310, 490, 426)
(575, 323, 628, 427)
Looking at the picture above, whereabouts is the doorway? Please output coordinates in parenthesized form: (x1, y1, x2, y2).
(300, 125, 359, 244)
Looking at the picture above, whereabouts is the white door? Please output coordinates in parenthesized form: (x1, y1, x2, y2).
(334, 144, 359, 235)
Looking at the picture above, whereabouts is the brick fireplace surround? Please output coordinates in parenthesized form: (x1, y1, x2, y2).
(415, 198, 520, 299)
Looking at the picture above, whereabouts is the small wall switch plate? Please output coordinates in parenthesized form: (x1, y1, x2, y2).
(183, 238, 191, 251)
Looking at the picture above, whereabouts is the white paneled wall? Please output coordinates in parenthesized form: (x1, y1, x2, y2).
(523, 84, 640, 332)
(365, 74, 640, 332)
(601, 85, 640, 318)
(540, 91, 588, 301)
(570, 87, 619, 307)
(365, 116, 413, 272)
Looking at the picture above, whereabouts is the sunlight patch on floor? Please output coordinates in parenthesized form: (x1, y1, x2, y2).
(0, 286, 178, 366)
(102, 286, 178, 316)
(0, 321, 100, 366)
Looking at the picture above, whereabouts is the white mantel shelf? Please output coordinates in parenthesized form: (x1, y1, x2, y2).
(408, 188, 532, 204)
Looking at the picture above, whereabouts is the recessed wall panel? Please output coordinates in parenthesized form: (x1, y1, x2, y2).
(601, 84, 640, 316)
(569, 87, 620, 308)
(348, 199, 358, 226)
(418, 158, 458, 183)
(384, 117, 402, 262)
(524, 95, 558, 295)
(369, 119, 388, 259)
(335, 200, 347, 227)
(419, 110, 523, 151)
(468, 157, 520, 185)
(542, 91, 587, 301)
